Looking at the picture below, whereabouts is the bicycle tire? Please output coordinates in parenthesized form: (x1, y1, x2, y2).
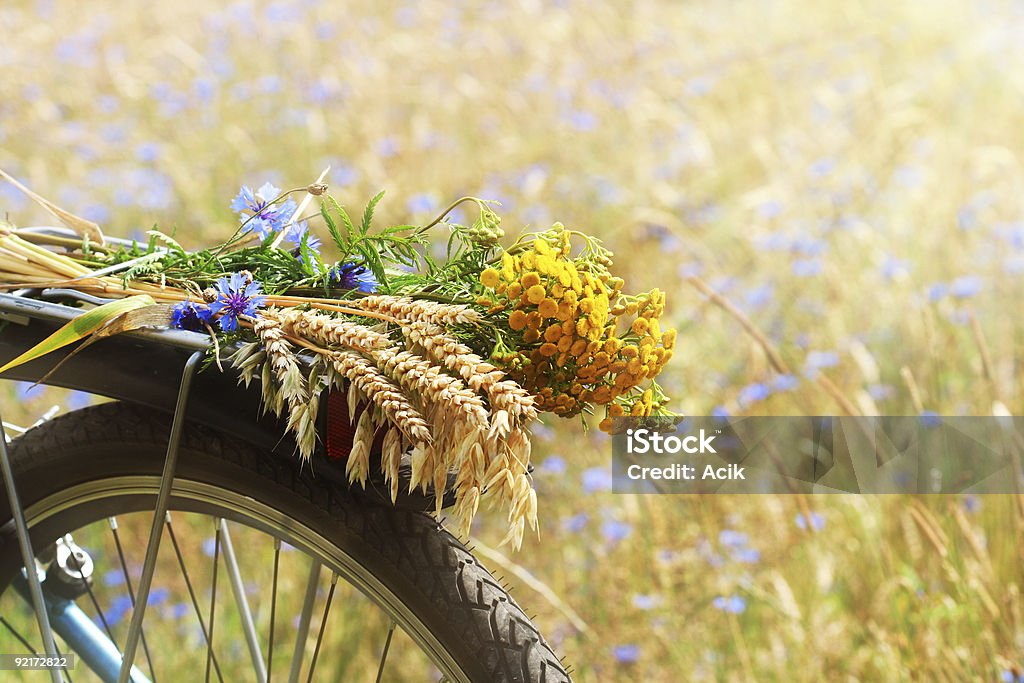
(0, 402, 572, 683)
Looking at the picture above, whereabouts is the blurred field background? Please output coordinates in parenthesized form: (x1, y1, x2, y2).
(2, 0, 1024, 680)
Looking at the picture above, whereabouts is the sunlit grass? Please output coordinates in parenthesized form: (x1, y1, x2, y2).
(2, 0, 1024, 679)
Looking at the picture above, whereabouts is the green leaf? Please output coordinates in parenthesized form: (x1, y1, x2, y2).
(321, 202, 345, 252)
(298, 231, 318, 276)
(328, 196, 356, 240)
(0, 295, 158, 374)
(361, 190, 385, 235)
(147, 230, 187, 256)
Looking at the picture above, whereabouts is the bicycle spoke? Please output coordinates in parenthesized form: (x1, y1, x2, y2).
(108, 518, 158, 683)
(205, 523, 221, 683)
(266, 537, 281, 682)
(374, 621, 396, 683)
(165, 514, 224, 683)
(0, 614, 37, 653)
(218, 519, 267, 682)
(287, 559, 321, 683)
(304, 572, 337, 683)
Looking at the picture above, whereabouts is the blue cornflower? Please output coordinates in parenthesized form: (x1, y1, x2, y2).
(562, 512, 589, 534)
(632, 594, 661, 610)
(611, 644, 640, 664)
(171, 300, 215, 332)
(231, 182, 297, 239)
(795, 512, 826, 532)
(283, 223, 322, 264)
(102, 570, 125, 587)
(949, 275, 982, 298)
(712, 595, 747, 614)
(103, 595, 134, 626)
(539, 455, 567, 475)
(772, 374, 799, 392)
(718, 529, 749, 548)
(329, 262, 378, 293)
(581, 466, 612, 493)
(737, 382, 771, 408)
(601, 519, 632, 545)
(208, 273, 267, 332)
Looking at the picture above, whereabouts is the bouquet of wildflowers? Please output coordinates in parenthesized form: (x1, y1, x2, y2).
(0, 176, 675, 548)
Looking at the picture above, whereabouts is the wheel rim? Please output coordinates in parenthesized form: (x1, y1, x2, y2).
(3, 474, 469, 683)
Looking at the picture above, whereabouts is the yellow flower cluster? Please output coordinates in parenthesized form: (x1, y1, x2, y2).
(476, 226, 675, 424)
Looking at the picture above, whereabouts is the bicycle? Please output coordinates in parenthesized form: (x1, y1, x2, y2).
(0, 227, 572, 682)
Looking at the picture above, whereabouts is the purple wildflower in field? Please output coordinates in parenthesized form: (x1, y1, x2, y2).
(231, 182, 297, 239)
(612, 644, 640, 664)
(376, 136, 401, 158)
(792, 257, 824, 277)
(565, 109, 599, 132)
(718, 529, 749, 548)
(962, 495, 981, 513)
(171, 300, 215, 332)
(867, 383, 894, 401)
(632, 594, 662, 610)
(208, 273, 267, 332)
(733, 547, 762, 564)
(539, 455, 567, 475)
(1001, 670, 1024, 683)
(169, 602, 189, 619)
(711, 405, 730, 419)
(16, 382, 42, 400)
(329, 262, 378, 293)
(756, 200, 784, 220)
(737, 382, 771, 408)
(712, 595, 747, 614)
(406, 193, 438, 214)
(927, 282, 948, 302)
(804, 350, 839, 377)
(745, 281, 775, 308)
(795, 511, 825, 532)
(919, 410, 942, 428)
(202, 537, 217, 557)
(102, 595, 134, 626)
(808, 156, 837, 178)
(685, 74, 716, 97)
(147, 587, 169, 606)
(581, 466, 613, 493)
(949, 275, 982, 298)
(772, 374, 799, 392)
(135, 142, 162, 163)
(880, 255, 909, 280)
(103, 569, 125, 586)
(602, 520, 632, 545)
(562, 512, 589, 533)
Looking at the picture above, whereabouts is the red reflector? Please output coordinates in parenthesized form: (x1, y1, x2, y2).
(325, 390, 355, 460)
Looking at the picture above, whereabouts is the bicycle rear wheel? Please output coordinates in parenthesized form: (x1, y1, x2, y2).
(0, 402, 571, 682)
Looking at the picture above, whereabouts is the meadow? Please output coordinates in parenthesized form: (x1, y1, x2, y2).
(2, 0, 1024, 680)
